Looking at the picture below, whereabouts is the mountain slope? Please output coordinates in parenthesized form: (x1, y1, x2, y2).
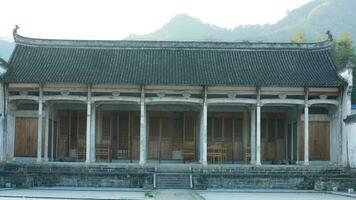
(0, 39, 15, 61)
(127, 0, 356, 42)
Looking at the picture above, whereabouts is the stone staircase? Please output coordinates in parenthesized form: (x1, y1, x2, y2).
(0, 163, 354, 190)
(156, 173, 191, 189)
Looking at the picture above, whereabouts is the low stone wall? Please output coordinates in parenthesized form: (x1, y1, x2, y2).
(0, 163, 154, 188)
(0, 162, 354, 191)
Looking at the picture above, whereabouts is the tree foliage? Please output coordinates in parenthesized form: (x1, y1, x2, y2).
(290, 28, 307, 43)
(331, 32, 356, 103)
(332, 32, 356, 68)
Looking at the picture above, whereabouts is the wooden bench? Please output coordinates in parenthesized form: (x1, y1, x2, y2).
(182, 141, 195, 161)
(96, 146, 110, 161)
(208, 143, 226, 164)
(77, 145, 86, 161)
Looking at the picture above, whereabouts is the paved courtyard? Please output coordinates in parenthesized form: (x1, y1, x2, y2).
(0, 188, 354, 200)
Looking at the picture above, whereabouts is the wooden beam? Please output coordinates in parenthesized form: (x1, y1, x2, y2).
(92, 96, 140, 104)
(145, 97, 202, 105)
(308, 99, 339, 106)
(261, 99, 304, 106)
(8, 83, 39, 90)
(207, 98, 256, 105)
(43, 95, 87, 103)
(9, 95, 38, 102)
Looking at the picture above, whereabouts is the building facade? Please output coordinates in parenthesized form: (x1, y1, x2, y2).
(0, 29, 354, 171)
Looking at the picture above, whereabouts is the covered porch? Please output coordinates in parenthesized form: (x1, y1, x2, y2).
(6, 84, 342, 166)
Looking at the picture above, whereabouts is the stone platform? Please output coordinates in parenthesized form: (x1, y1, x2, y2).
(0, 162, 355, 191)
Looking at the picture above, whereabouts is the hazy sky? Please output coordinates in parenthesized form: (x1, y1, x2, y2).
(1, 0, 311, 40)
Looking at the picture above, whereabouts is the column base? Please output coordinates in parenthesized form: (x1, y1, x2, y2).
(303, 161, 309, 166)
(139, 160, 146, 165)
(200, 160, 208, 166)
(36, 159, 43, 164)
(255, 161, 261, 166)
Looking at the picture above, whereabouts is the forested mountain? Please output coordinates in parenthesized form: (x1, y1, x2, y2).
(1, 0, 355, 61)
(127, 0, 356, 42)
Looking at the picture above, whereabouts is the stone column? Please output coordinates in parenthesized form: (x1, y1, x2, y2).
(51, 108, 55, 161)
(256, 104, 261, 165)
(200, 87, 208, 165)
(304, 104, 309, 166)
(139, 86, 147, 165)
(44, 105, 50, 161)
(85, 86, 92, 164)
(256, 87, 262, 166)
(250, 107, 256, 164)
(90, 104, 96, 162)
(37, 86, 43, 162)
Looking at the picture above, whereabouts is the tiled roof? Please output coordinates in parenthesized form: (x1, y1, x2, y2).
(3, 34, 344, 87)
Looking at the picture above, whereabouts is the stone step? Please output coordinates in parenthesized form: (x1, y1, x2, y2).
(156, 174, 191, 189)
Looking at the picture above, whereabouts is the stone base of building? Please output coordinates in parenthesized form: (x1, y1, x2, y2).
(0, 163, 355, 190)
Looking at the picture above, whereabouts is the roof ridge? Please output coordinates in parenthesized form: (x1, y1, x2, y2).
(13, 33, 332, 51)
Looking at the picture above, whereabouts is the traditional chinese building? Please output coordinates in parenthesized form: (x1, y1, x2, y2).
(0, 28, 354, 189)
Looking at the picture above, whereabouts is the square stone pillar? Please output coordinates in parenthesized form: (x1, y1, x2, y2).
(199, 87, 208, 165)
(85, 86, 92, 164)
(51, 109, 55, 161)
(304, 104, 309, 166)
(37, 86, 43, 163)
(250, 107, 256, 164)
(256, 104, 261, 165)
(139, 86, 147, 165)
(44, 105, 50, 162)
(90, 104, 96, 162)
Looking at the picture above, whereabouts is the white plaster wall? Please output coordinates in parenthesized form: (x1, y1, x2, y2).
(342, 89, 352, 165)
(6, 110, 15, 159)
(0, 83, 4, 161)
(329, 107, 341, 164)
(347, 123, 356, 168)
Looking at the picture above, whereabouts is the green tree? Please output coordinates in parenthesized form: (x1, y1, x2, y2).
(332, 32, 356, 68)
(290, 28, 307, 43)
(315, 35, 324, 43)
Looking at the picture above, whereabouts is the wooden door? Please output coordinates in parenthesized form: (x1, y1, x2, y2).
(148, 117, 160, 160)
(130, 113, 140, 160)
(117, 112, 129, 159)
(160, 117, 173, 160)
(299, 121, 330, 161)
(14, 117, 39, 157)
(310, 122, 330, 160)
(183, 113, 196, 161)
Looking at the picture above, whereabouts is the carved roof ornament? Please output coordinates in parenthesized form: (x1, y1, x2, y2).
(13, 25, 19, 37)
(228, 92, 237, 99)
(60, 90, 70, 96)
(278, 94, 287, 99)
(319, 95, 328, 100)
(19, 91, 28, 96)
(182, 91, 191, 99)
(112, 91, 120, 97)
(157, 92, 165, 98)
(326, 30, 333, 41)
